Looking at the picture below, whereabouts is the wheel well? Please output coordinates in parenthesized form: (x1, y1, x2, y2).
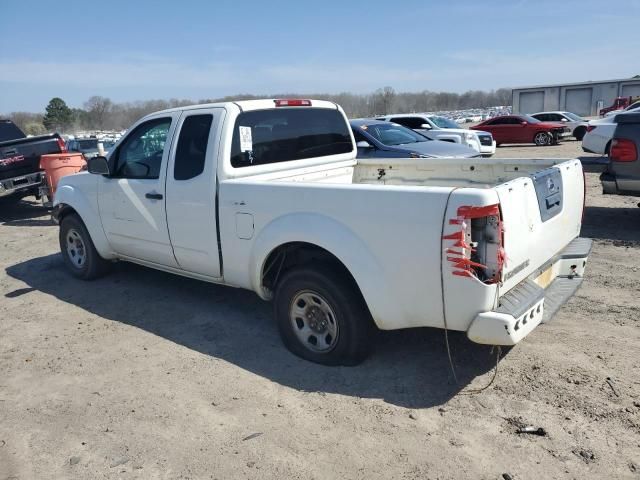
(55, 204, 79, 222)
(262, 242, 359, 294)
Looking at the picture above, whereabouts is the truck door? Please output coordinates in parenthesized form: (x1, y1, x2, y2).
(98, 114, 179, 266)
(165, 108, 225, 278)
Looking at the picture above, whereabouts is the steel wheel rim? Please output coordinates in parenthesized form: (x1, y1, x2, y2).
(289, 290, 339, 353)
(535, 132, 549, 145)
(66, 228, 87, 268)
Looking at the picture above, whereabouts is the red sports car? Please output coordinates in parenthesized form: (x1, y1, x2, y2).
(471, 115, 569, 146)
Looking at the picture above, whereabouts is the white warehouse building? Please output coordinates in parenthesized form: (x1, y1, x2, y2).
(512, 77, 640, 117)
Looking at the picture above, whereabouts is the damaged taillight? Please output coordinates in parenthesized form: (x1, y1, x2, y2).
(56, 137, 67, 153)
(443, 203, 504, 283)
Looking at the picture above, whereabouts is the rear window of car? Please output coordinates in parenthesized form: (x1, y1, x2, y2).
(77, 139, 99, 149)
(230, 108, 353, 168)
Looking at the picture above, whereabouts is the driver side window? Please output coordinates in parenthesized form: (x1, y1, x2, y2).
(114, 118, 172, 179)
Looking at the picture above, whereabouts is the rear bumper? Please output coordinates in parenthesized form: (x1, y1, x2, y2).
(479, 140, 496, 155)
(467, 237, 591, 346)
(0, 171, 44, 198)
(600, 172, 640, 197)
(601, 172, 618, 194)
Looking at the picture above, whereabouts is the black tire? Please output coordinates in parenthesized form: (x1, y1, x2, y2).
(59, 213, 111, 280)
(273, 264, 373, 366)
(534, 131, 552, 146)
(573, 126, 586, 141)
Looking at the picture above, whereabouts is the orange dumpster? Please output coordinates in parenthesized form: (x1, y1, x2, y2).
(39, 153, 86, 198)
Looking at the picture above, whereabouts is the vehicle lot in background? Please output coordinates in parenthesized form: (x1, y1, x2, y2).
(376, 113, 496, 157)
(1, 140, 637, 479)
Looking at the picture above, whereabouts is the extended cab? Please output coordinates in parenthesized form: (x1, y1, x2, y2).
(0, 120, 66, 202)
(53, 99, 591, 365)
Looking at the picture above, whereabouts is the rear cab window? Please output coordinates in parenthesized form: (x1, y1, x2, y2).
(230, 108, 353, 168)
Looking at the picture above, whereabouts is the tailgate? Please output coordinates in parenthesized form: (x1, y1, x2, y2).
(496, 159, 584, 293)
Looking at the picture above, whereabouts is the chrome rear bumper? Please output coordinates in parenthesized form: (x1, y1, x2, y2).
(467, 237, 592, 346)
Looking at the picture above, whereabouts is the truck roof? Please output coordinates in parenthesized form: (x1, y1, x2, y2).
(150, 99, 340, 116)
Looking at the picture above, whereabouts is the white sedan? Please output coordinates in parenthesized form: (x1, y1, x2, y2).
(582, 116, 618, 155)
(531, 111, 589, 140)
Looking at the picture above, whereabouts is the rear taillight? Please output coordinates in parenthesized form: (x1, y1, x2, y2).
(610, 138, 637, 162)
(586, 125, 596, 133)
(443, 203, 504, 284)
(274, 99, 312, 107)
(56, 137, 67, 152)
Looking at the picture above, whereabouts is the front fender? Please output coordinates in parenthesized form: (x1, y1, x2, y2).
(54, 181, 115, 259)
(249, 212, 394, 329)
(433, 133, 462, 143)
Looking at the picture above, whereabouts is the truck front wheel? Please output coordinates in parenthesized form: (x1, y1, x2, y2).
(274, 265, 373, 366)
(59, 214, 111, 280)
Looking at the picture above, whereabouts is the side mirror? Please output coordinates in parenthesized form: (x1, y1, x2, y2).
(356, 140, 373, 148)
(420, 123, 432, 130)
(87, 156, 110, 175)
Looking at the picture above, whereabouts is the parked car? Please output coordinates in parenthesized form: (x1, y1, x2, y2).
(350, 119, 479, 159)
(470, 115, 570, 146)
(582, 116, 618, 155)
(600, 112, 640, 197)
(531, 111, 589, 140)
(604, 102, 640, 117)
(65, 138, 102, 159)
(53, 98, 590, 365)
(599, 96, 640, 116)
(376, 114, 496, 157)
(0, 119, 66, 203)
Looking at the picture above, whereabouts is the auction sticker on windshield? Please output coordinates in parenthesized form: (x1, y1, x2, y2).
(239, 126, 252, 152)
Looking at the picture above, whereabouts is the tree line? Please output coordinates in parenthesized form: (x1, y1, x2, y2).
(2, 87, 511, 134)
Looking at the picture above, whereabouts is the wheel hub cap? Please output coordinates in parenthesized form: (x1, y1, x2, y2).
(290, 291, 339, 353)
(66, 228, 87, 268)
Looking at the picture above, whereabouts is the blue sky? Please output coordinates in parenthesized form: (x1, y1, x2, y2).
(1, 0, 638, 112)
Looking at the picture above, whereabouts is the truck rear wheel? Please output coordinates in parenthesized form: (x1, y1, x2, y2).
(273, 265, 373, 366)
(59, 214, 111, 280)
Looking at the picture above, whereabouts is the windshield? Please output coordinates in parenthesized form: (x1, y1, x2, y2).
(521, 115, 541, 124)
(564, 112, 584, 121)
(430, 116, 460, 129)
(362, 123, 427, 145)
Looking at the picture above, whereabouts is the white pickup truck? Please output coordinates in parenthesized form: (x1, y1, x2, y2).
(53, 99, 591, 366)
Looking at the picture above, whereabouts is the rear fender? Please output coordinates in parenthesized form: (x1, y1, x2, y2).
(249, 212, 393, 329)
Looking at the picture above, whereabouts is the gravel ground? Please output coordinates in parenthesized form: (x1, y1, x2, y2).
(1, 140, 638, 479)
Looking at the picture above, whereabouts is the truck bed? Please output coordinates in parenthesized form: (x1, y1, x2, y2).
(220, 157, 585, 336)
(236, 157, 576, 188)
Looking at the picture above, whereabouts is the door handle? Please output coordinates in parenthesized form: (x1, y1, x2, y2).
(145, 192, 163, 200)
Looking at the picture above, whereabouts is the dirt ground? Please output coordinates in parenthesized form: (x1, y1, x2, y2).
(1, 140, 638, 480)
